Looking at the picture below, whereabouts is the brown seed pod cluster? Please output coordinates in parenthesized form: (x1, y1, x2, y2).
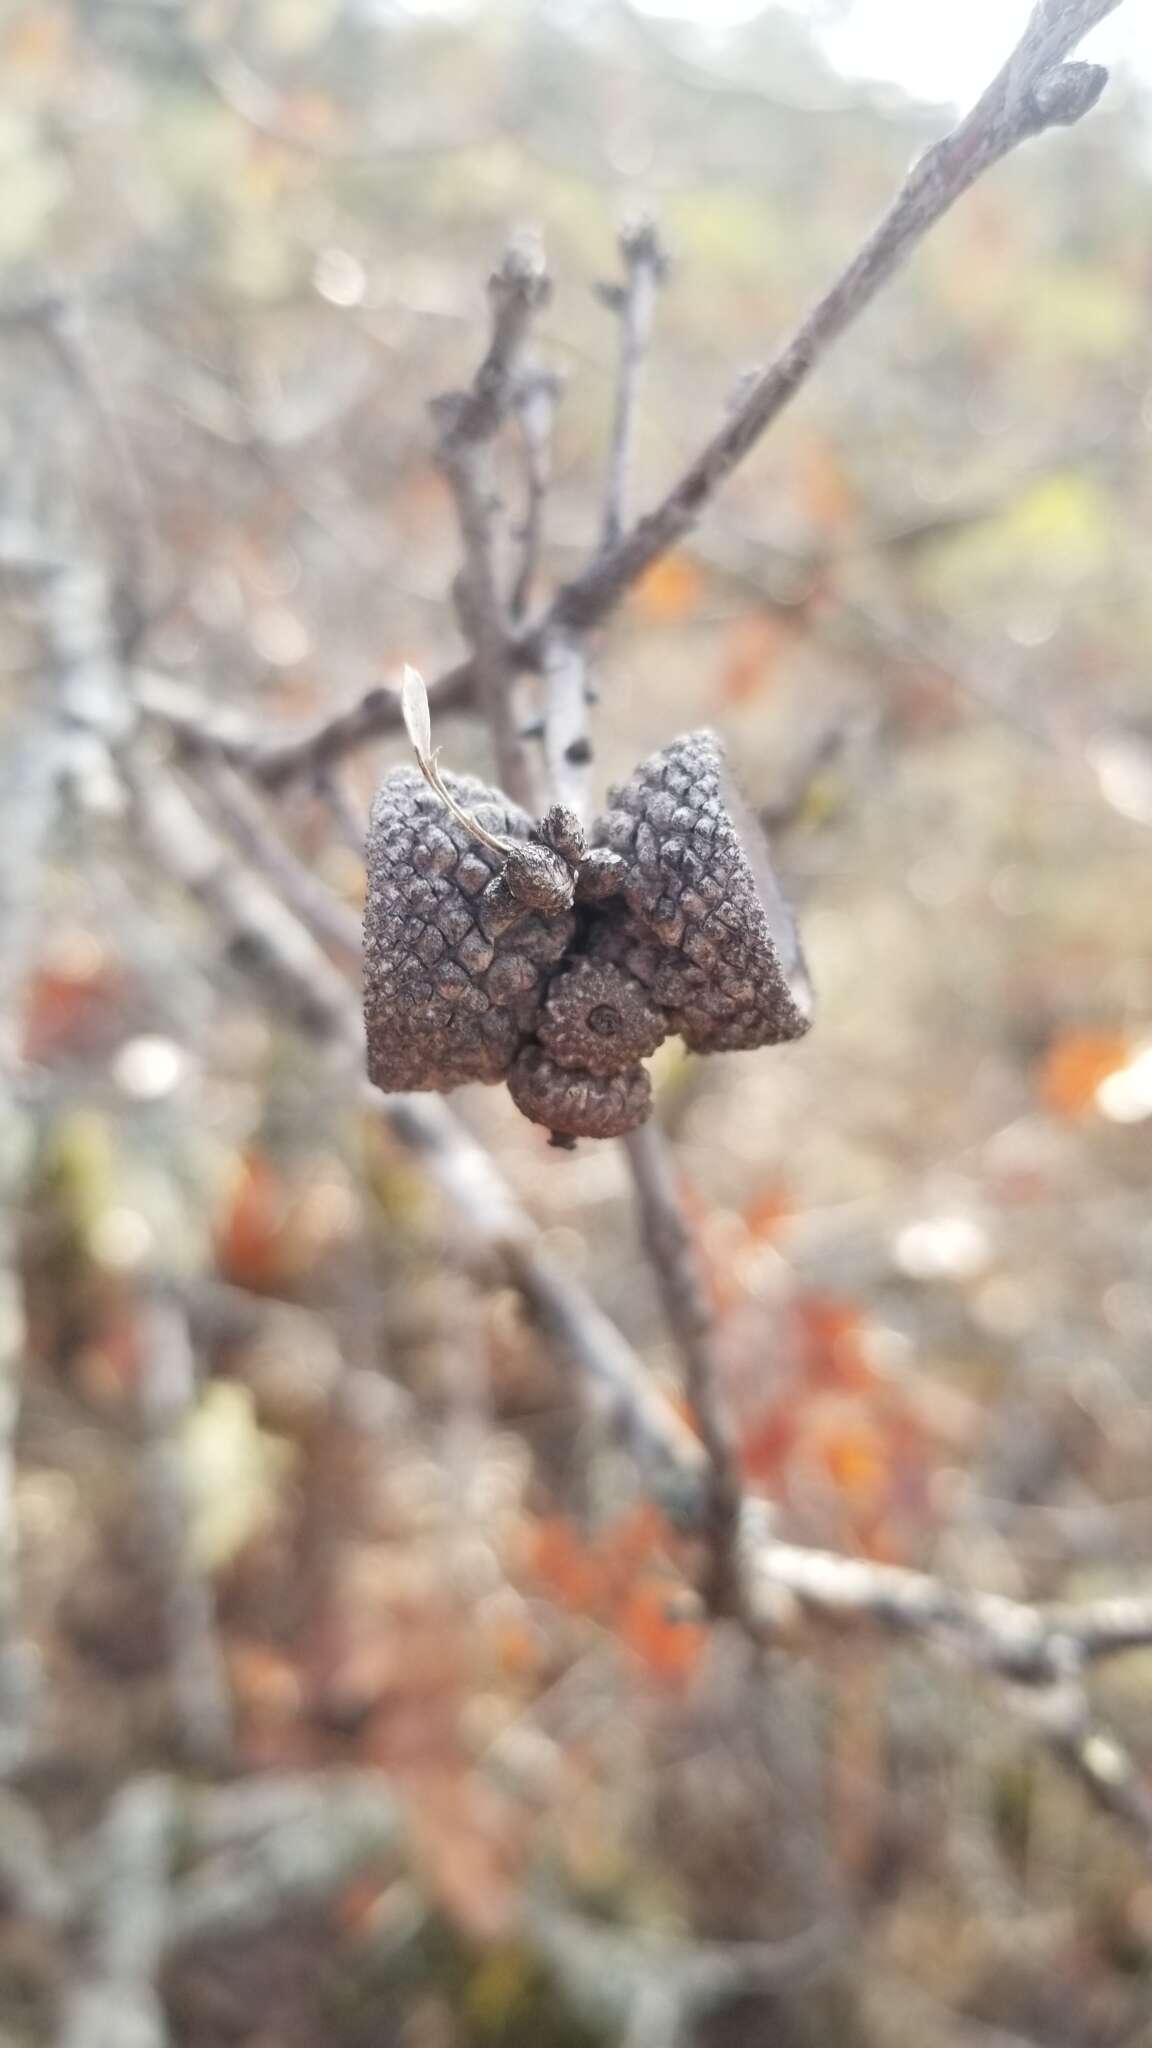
(364, 726, 812, 1142)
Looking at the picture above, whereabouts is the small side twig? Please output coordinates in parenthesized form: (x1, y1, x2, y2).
(598, 217, 668, 552)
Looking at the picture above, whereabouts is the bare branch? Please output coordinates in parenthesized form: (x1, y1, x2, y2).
(599, 217, 668, 552)
(312, 766, 370, 855)
(547, 0, 1120, 636)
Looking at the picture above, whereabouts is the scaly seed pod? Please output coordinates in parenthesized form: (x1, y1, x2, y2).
(591, 729, 812, 1053)
(363, 720, 811, 1140)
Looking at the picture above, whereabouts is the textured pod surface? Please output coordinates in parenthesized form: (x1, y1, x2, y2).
(591, 730, 812, 1054)
(507, 1045, 652, 1139)
(363, 767, 573, 1092)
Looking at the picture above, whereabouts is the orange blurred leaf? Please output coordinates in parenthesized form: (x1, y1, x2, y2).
(214, 1150, 291, 1292)
(796, 1298, 877, 1393)
(719, 614, 790, 705)
(740, 1408, 797, 1485)
(629, 551, 704, 622)
(22, 947, 126, 1063)
(617, 1581, 706, 1685)
(817, 1418, 890, 1509)
(1038, 1031, 1132, 1117)
(529, 1517, 608, 1614)
(740, 1185, 792, 1242)
(3, 6, 70, 71)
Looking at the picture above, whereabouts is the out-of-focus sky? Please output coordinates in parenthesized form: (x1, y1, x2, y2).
(633, 0, 1151, 109)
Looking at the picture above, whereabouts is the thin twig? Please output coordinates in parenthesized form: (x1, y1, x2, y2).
(623, 1123, 743, 1614)
(599, 217, 668, 551)
(547, 0, 1120, 635)
(36, 297, 159, 641)
(510, 366, 562, 623)
(197, 757, 363, 960)
(134, 662, 477, 789)
(435, 238, 551, 810)
(313, 765, 370, 855)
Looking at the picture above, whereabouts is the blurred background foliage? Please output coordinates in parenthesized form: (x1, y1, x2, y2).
(4, 1, 1152, 2043)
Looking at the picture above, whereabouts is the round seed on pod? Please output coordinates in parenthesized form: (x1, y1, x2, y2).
(500, 839, 576, 914)
(507, 1045, 652, 1140)
(538, 804, 587, 867)
(536, 959, 665, 1078)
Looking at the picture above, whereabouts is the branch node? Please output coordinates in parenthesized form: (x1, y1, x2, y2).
(1028, 59, 1109, 128)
